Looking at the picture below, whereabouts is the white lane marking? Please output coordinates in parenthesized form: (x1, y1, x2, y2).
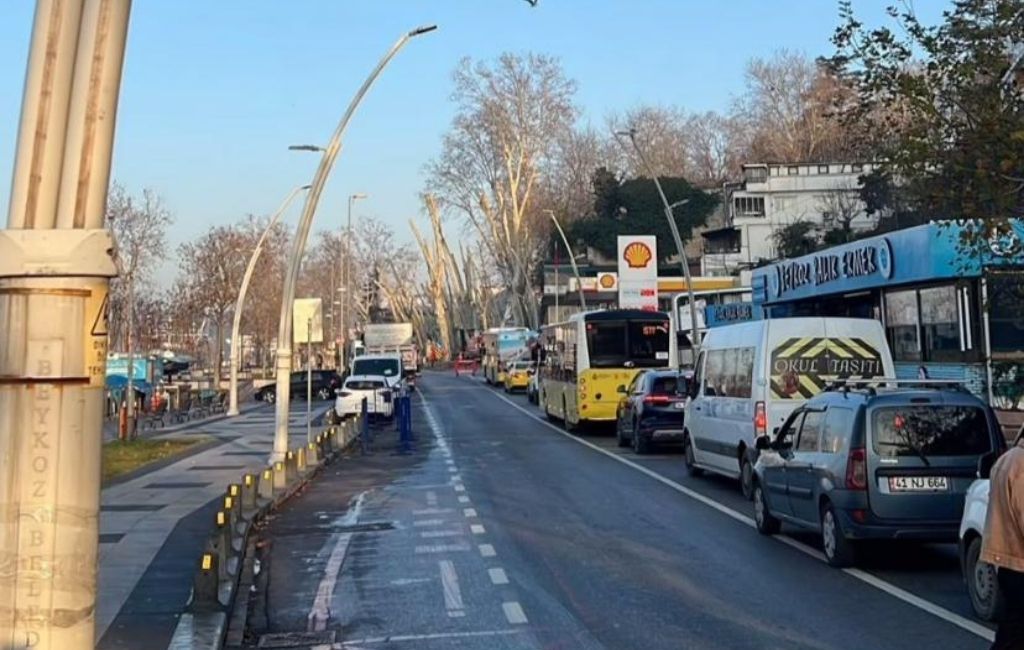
(412, 508, 452, 516)
(450, 474, 462, 482)
(415, 543, 471, 554)
(446, 459, 455, 466)
(448, 467, 458, 473)
(458, 496, 471, 504)
(307, 491, 366, 632)
(484, 388, 996, 643)
(488, 567, 509, 585)
(470, 524, 486, 535)
(420, 529, 464, 539)
(453, 484, 466, 493)
(478, 543, 496, 557)
(463, 508, 478, 518)
(426, 490, 438, 507)
(439, 560, 466, 618)
(339, 628, 521, 646)
(502, 601, 528, 625)
(390, 577, 433, 586)
(413, 519, 446, 527)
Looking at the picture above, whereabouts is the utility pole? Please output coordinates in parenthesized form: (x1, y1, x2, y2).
(344, 193, 368, 372)
(615, 129, 702, 362)
(227, 184, 309, 416)
(272, 25, 437, 462)
(545, 209, 586, 312)
(1, 1, 131, 648)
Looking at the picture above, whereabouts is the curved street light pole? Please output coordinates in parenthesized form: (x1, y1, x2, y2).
(545, 210, 586, 312)
(616, 129, 702, 365)
(227, 183, 310, 416)
(272, 25, 437, 462)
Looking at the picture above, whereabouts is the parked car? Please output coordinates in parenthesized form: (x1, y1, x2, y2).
(958, 426, 1019, 621)
(351, 354, 404, 392)
(503, 360, 533, 392)
(685, 317, 895, 499)
(751, 385, 1005, 567)
(615, 370, 689, 454)
(334, 375, 395, 419)
(254, 370, 342, 403)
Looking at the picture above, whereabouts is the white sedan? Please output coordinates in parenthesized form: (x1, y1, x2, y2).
(334, 375, 395, 419)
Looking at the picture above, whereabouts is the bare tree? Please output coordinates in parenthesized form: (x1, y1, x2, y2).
(607, 105, 691, 178)
(427, 53, 578, 329)
(817, 179, 867, 243)
(105, 183, 172, 434)
(685, 111, 743, 187)
(732, 49, 856, 163)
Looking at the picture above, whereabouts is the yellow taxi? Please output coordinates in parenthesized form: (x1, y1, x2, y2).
(503, 360, 533, 392)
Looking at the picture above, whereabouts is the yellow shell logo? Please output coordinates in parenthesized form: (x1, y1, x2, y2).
(623, 241, 653, 269)
(599, 274, 616, 289)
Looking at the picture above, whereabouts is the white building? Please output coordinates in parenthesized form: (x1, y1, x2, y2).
(700, 161, 881, 276)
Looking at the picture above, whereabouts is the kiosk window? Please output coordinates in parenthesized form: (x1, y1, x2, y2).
(885, 289, 920, 362)
(920, 286, 960, 362)
(988, 273, 1024, 355)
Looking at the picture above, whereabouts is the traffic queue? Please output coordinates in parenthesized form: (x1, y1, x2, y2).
(480, 308, 1013, 625)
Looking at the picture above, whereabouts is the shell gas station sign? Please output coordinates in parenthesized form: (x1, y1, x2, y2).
(617, 235, 658, 310)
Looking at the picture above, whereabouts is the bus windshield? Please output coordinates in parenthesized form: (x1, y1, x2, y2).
(586, 319, 670, 368)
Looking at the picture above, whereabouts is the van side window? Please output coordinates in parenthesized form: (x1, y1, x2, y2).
(821, 407, 854, 454)
(705, 347, 754, 398)
(796, 410, 824, 452)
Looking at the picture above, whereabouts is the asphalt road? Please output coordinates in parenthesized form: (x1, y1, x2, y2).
(244, 371, 993, 649)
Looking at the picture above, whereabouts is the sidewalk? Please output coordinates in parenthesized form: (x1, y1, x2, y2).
(95, 401, 332, 650)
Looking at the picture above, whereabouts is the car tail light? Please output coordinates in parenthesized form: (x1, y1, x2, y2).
(845, 447, 867, 491)
(643, 395, 671, 405)
(754, 401, 767, 436)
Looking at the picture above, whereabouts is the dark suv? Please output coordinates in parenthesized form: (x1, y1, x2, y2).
(615, 370, 690, 454)
(751, 385, 1005, 567)
(254, 370, 342, 403)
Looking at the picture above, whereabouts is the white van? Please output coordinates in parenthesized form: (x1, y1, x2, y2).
(350, 354, 404, 392)
(683, 317, 895, 498)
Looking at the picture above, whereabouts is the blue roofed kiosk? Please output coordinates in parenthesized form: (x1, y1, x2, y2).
(751, 222, 1024, 435)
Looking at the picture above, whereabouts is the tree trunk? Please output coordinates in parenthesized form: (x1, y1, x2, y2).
(213, 315, 224, 389)
(125, 275, 137, 440)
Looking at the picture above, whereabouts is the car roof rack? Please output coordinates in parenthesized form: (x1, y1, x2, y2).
(824, 378, 968, 396)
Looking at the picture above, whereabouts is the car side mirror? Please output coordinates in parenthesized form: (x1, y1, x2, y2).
(755, 436, 771, 451)
(616, 384, 626, 394)
(978, 451, 999, 480)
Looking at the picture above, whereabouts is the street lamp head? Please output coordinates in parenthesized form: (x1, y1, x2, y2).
(409, 24, 438, 37)
(288, 144, 325, 152)
(668, 199, 690, 210)
(301, 184, 312, 190)
(350, 193, 369, 200)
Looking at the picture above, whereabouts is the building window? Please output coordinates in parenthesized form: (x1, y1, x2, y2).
(920, 285, 960, 362)
(817, 164, 830, 174)
(733, 196, 765, 217)
(745, 167, 768, 183)
(787, 166, 799, 176)
(885, 289, 921, 361)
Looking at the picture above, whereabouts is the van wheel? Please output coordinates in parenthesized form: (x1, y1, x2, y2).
(684, 434, 704, 477)
(740, 456, 755, 501)
(263, 390, 276, 404)
(753, 482, 781, 535)
(966, 536, 1005, 621)
(821, 503, 856, 568)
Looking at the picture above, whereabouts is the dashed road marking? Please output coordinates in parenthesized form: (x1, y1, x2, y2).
(488, 568, 509, 585)
(450, 474, 462, 482)
(426, 490, 438, 507)
(478, 544, 496, 558)
(470, 524, 486, 535)
(482, 387, 996, 644)
(413, 519, 446, 527)
(439, 560, 465, 618)
(458, 496, 470, 504)
(412, 508, 452, 516)
(307, 491, 366, 632)
(502, 601, 528, 625)
(463, 508, 478, 518)
(420, 529, 464, 539)
(453, 484, 466, 493)
(339, 629, 522, 646)
(415, 543, 471, 554)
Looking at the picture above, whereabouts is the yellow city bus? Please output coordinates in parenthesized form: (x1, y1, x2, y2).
(539, 309, 675, 431)
(481, 327, 532, 385)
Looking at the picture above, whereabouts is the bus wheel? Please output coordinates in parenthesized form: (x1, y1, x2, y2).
(563, 399, 577, 433)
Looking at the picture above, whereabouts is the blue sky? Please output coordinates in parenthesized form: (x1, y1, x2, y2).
(0, 1, 948, 284)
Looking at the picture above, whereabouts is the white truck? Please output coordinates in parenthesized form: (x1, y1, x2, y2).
(363, 323, 419, 388)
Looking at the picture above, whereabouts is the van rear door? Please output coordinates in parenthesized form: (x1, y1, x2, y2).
(866, 401, 992, 522)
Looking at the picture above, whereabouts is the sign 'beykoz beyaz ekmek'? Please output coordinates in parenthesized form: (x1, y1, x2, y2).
(771, 238, 893, 298)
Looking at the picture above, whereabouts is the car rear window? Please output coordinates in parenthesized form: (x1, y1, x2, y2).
(346, 380, 384, 391)
(650, 375, 683, 396)
(870, 406, 992, 458)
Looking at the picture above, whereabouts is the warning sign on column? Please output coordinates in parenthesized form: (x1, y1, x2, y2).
(84, 286, 109, 386)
